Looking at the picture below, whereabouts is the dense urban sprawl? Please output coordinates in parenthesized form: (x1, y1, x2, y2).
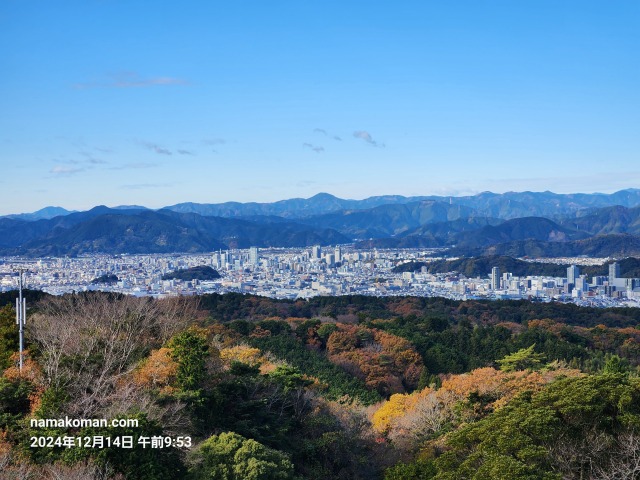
(1, 246, 639, 307)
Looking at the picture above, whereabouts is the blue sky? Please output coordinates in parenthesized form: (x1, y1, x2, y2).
(1, 1, 639, 214)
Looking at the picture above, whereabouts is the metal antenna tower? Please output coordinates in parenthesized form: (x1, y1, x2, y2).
(16, 270, 26, 371)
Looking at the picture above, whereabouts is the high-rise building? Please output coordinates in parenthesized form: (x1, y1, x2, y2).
(491, 267, 500, 290)
(249, 246, 259, 265)
(325, 253, 335, 266)
(609, 262, 620, 280)
(312, 245, 322, 259)
(334, 246, 342, 264)
(567, 265, 580, 286)
(577, 275, 589, 293)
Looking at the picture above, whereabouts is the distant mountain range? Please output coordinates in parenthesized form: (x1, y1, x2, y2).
(163, 189, 640, 219)
(10, 189, 640, 221)
(2, 189, 640, 257)
(0, 207, 348, 256)
(448, 234, 640, 258)
(2, 206, 77, 221)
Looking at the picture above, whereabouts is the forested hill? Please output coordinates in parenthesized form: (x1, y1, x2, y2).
(454, 233, 640, 258)
(1, 291, 640, 478)
(198, 292, 640, 328)
(161, 265, 221, 281)
(393, 256, 566, 277)
(392, 255, 640, 278)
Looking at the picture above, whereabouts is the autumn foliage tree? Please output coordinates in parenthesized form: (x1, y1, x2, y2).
(132, 348, 178, 394)
(435, 374, 640, 479)
(372, 363, 583, 454)
(326, 325, 424, 396)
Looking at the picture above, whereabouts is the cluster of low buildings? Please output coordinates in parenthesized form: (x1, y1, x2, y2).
(487, 261, 640, 307)
(0, 246, 638, 308)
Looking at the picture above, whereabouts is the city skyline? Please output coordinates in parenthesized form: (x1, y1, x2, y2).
(2, 247, 637, 308)
(1, 1, 639, 215)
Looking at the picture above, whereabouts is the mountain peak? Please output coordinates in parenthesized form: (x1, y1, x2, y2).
(2, 206, 75, 221)
(309, 192, 339, 200)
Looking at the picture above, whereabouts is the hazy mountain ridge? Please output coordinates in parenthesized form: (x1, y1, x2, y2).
(165, 192, 434, 219)
(0, 206, 145, 248)
(297, 201, 476, 238)
(2, 206, 76, 221)
(449, 234, 640, 258)
(3, 189, 640, 257)
(448, 189, 640, 219)
(357, 217, 590, 250)
(7, 189, 640, 222)
(163, 189, 640, 220)
(0, 208, 350, 256)
(454, 217, 590, 248)
(560, 205, 640, 236)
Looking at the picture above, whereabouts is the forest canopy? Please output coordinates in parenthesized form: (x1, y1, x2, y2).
(0, 291, 639, 479)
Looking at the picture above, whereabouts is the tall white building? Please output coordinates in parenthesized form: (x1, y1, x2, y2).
(609, 262, 620, 280)
(576, 275, 589, 293)
(567, 265, 580, 286)
(249, 246, 259, 265)
(324, 253, 335, 266)
(491, 267, 500, 290)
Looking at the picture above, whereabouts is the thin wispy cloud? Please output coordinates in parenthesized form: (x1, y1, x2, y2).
(49, 154, 106, 169)
(203, 138, 226, 146)
(73, 72, 188, 89)
(136, 140, 172, 155)
(353, 130, 384, 147)
(127, 162, 158, 169)
(303, 143, 324, 153)
(110, 162, 158, 170)
(119, 183, 174, 190)
(50, 165, 84, 176)
(79, 151, 108, 164)
(314, 128, 342, 142)
(87, 158, 108, 165)
(177, 149, 194, 155)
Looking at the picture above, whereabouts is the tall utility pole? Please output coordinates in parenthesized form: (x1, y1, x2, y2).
(16, 270, 26, 371)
